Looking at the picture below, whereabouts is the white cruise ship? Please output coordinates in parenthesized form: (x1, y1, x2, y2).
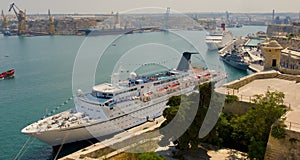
(21, 52, 225, 146)
(205, 24, 233, 50)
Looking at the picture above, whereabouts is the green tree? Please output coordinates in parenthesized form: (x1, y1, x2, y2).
(230, 89, 287, 159)
(214, 113, 236, 148)
(271, 120, 286, 139)
(166, 95, 181, 107)
(247, 137, 265, 160)
(137, 152, 166, 160)
(161, 82, 215, 150)
(161, 84, 287, 160)
(225, 95, 239, 104)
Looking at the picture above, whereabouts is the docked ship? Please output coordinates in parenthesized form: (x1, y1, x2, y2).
(125, 27, 165, 34)
(235, 23, 243, 28)
(21, 52, 225, 146)
(220, 50, 249, 71)
(78, 28, 135, 36)
(205, 23, 233, 50)
(2, 27, 11, 36)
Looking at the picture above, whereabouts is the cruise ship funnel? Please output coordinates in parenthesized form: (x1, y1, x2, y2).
(176, 52, 199, 71)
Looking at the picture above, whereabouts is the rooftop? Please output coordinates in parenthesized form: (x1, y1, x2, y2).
(282, 48, 300, 58)
(262, 40, 283, 49)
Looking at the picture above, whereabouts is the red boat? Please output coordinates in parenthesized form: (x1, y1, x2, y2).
(0, 69, 15, 79)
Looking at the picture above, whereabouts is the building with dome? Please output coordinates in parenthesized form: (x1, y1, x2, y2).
(261, 40, 283, 70)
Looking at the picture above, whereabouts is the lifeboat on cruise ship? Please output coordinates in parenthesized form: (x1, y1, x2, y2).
(169, 83, 180, 88)
(0, 69, 15, 79)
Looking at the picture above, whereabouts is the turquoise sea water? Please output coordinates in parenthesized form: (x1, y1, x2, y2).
(0, 26, 266, 160)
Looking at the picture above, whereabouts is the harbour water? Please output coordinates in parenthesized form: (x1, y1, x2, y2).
(0, 26, 266, 160)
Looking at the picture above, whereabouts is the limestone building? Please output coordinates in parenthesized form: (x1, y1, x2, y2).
(281, 48, 300, 70)
(262, 40, 300, 75)
(261, 40, 283, 70)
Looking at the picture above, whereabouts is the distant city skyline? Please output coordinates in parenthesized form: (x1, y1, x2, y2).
(1, 0, 300, 14)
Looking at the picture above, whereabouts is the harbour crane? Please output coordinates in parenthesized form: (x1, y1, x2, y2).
(244, 13, 252, 23)
(164, 7, 170, 30)
(9, 3, 26, 35)
(48, 9, 55, 35)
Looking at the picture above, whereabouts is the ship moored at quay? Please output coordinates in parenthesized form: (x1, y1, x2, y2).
(205, 23, 234, 50)
(21, 52, 226, 147)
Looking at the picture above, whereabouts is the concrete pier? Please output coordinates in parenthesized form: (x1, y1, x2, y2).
(248, 63, 263, 72)
(59, 116, 165, 160)
(218, 39, 236, 54)
(218, 37, 246, 54)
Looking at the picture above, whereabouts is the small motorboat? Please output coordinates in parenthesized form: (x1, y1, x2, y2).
(0, 69, 15, 79)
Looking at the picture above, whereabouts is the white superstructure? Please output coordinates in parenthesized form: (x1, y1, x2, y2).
(205, 30, 233, 50)
(21, 52, 225, 146)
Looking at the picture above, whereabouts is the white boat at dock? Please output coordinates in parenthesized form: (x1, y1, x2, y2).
(205, 23, 234, 50)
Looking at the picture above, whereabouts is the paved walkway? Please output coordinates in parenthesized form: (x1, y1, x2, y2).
(249, 63, 264, 72)
(59, 116, 165, 160)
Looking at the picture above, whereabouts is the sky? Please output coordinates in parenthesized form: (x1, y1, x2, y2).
(1, 0, 300, 14)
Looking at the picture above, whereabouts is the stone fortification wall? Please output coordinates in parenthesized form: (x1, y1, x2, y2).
(225, 71, 300, 89)
(220, 70, 300, 160)
(267, 24, 300, 37)
(265, 128, 300, 160)
(267, 24, 293, 37)
(279, 68, 300, 76)
(225, 71, 279, 89)
(271, 36, 300, 49)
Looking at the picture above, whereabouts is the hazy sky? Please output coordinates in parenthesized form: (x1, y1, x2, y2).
(1, 0, 300, 14)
